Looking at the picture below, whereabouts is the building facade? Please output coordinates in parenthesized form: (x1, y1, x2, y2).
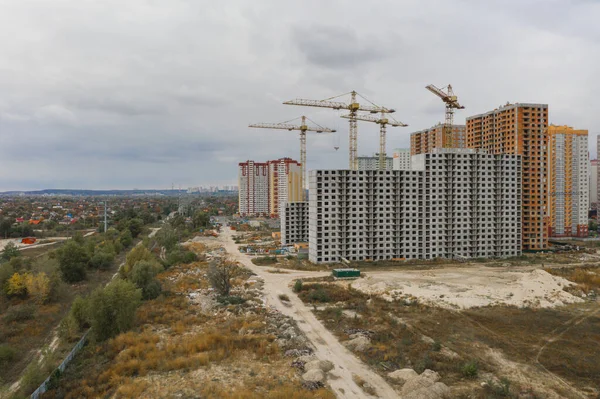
(269, 158, 303, 218)
(357, 154, 393, 171)
(238, 160, 270, 217)
(281, 202, 309, 245)
(591, 159, 598, 209)
(307, 149, 522, 263)
(238, 158, 302, 218)
(410, 124, 466, 155)
(466, 103, 548, 250)
(392, 148, 411, 170)
(547, 125, 589, 237)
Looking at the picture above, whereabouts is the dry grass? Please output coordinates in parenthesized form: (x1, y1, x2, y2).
(352, 374, 377, 396)
(297, 282, 600, 397)
(545, 266, 600, 293)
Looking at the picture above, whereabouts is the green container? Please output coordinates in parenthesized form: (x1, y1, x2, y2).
(332, 268, 360, 278)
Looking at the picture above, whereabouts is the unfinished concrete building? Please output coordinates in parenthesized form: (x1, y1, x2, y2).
(547, 125, 589, 237)
(307, 149, 522, 263)
(281, 202, 309, 245)
(357, 154, 393, 171)
(392, 148, 411, 171)
(466, 103, 548, 250)
(410, 124, 466, 155)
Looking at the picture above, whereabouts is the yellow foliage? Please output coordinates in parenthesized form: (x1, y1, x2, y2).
(6, 272, 27, 297)
(25, 272, 51, 304)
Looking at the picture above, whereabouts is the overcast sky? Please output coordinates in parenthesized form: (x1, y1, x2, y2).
(0, 0, 598, 190)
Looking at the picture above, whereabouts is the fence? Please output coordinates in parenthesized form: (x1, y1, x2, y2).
(29, 330, 90, 399)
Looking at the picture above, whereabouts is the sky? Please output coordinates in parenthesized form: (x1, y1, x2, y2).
(0, 0, 598, 191)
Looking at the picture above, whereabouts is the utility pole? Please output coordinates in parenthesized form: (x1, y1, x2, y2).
(104, 201, 108, 233)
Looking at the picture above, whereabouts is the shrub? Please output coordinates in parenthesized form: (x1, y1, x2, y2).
(56, 240, 90, 283)
(308, 287, 331, 302)
(88, 279, 142, 341)
(462, 360, 479, 378)
(0, 344, 17, 366)
(130, 260, 164, 300)
(70, 295, 90, 329)
(90, 250, 115, 270)
(278, 294, 290, 301)
(293, 279, 303, 293)
(208, 260, 238, 297)
(3, 304, 36, 322)
(24, 272, 51, 304)
(120, 230, 133, 247)
(123, 246, 154, 277)
(1, 242, 20, 261)
(20, 360, 46, 394)
(432, 341, 442, 352)
(6, 272, 27, 297)
(58, 314, 81, 342)
(0, 263, 15, 294)
(217, 296, 245, 305)
(485, 378, 512, 397)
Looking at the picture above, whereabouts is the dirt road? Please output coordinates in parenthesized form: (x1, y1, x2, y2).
(219, 228, 399, 399)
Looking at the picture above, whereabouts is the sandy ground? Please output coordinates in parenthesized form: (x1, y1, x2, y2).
(219, 228, 399, 399)
(354, 267, 584, 309)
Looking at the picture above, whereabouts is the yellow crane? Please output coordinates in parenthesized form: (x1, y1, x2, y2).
(341, 111, 407, 170)
(425, 84, 465, 148)
(284, 91, 395, 170)
(248, 116, 335, 201)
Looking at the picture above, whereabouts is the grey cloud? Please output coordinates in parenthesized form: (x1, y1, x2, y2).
(291, 25, 389, 69)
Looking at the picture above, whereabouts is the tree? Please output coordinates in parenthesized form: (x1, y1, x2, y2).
(127, 218, 144, 238)
(119, 230, 133, 248)
(1, 242, 20, 261)
(88, 279, 142, 341)
(122, 246, 155, 277)
(89, 250, 115, 270)
(0, 263, 15, 295)
(56, 240, 90, 283)
(130, 260, 163, 299)
(207, 260, 239, 297)
(24, 272, 50, 304)
(6, 273, 27, 297)
(192, 211, 210, 229)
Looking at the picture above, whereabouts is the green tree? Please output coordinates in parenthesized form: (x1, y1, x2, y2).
(0, 263, 15, 295)
(56, 240, 90, 283)
(155, 226, 178, 251)
(130, 260, 163, 299)
(88, 279, 142, 341)
(122, 245, 154, 277)
(89, 250, 115, 270)
(192, 211, 210, 229)
(119, 229, 133, 247)
(1, 242, 20, 261)
(127, 218, 144, 238)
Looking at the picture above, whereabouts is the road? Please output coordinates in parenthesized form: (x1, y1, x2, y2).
(219, 228, 399, 399)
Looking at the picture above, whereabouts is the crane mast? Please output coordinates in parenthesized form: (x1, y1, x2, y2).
(284, 91, 394, 170)
(248, 116, 335, 201)
(341, 111, 407, 170)
(425, 84, 465, 148)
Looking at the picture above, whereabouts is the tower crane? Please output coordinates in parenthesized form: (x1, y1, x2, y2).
(284, 91, 395, 170)
(248, 116, 335, 201)
(341, 111, 407, 170)
(425, 84, 465, 148)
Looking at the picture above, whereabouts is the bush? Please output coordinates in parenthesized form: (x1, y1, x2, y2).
(3, 304, 36, 322)
(58, 314, 80, 342)
(0, 263, 15, 295)
(24, 272, 51, 304)
(89, 250, 115, 270)
(1, 242, 20, 261)
(56, 240, 90, 283)
(0, 344, 17, 366)
(462, 360, 479, 378)
(6, 272, 27, 297)
(293, 279, 303, 293)
(432, 341, 442, 352)
(20, 360, 46, 394)
(208, 261, 238, 297)
(130, 260, 164, 300)
(122, 246, 154, 277)
(120, 230, 133, 247)
(164, 249, 197, 268)
(217, 296, 245, 305)
(88, 279, 142, 341)
(485, 378, 512, 397)
(278, 294, 290, 301)
(70, 295, 90, 329)
(308, 287, 331, 302)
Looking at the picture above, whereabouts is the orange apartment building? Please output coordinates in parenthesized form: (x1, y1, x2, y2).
(410, 124, 466, 155)
(547, 125, 589, 237)
(466, 103, 549, 250)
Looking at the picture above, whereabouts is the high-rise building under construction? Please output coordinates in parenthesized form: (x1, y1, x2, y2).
(410, 124, 466, 155)
(466, 103, 549, 250)
(547, 125, 589, 237)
